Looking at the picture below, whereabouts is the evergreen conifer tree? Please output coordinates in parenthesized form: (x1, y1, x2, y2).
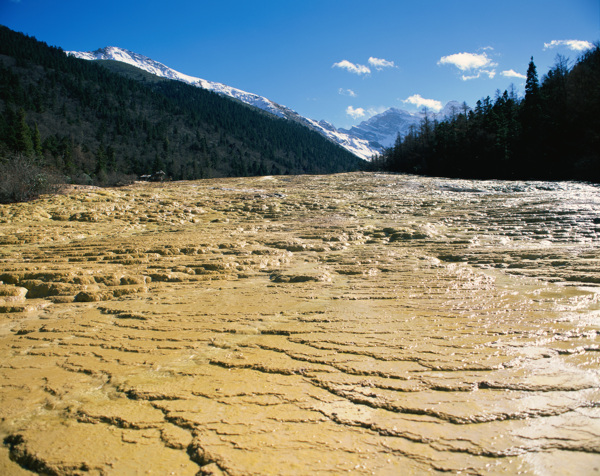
(521, 57, 543, 175)
(15, 108, 34, 155)
(525, 57, 540, 101)
(32, 123, 43, 157)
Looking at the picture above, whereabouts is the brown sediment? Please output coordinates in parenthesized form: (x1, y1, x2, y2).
(0, 172, 599, 474)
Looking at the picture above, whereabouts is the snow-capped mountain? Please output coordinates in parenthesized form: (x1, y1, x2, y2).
(339, 101, 467, 150)
(437, 100, 466, 118)
(67, 47, 377, 160)
(68, 47, 467, 161)
(68, 47, 291, 118)
(339, 108, 422, 149)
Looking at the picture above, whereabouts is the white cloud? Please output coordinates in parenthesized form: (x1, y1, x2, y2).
(438, 51, 497, 80)
(544, 39, 593, 51)
(333, 57, 396, 75)
(368, 57, 396, 70)
(501, 69, 526, 79)
(338, 88, 357, 97)
(346, 106, 366, 119)
(460, 70, 496, 81)
(438, 52, 494, 71)
(402, 94, 443, 112)
(332, 60, 371, 75)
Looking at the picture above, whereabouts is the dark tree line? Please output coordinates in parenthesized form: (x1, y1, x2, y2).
(0, 25, 363, 201)
(372, 45, 600, 182)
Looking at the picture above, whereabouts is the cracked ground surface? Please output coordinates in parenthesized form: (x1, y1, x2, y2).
(0, 172, 599, 475)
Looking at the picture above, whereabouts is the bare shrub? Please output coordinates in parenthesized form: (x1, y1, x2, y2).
(0, 154, 64, 203)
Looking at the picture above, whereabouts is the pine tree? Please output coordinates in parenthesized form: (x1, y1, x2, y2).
(95, 144, 107, 174)
(525, 57, 540, 102)
(521, 57, 543, 175)
(32, 123, 43, 157)
(106, 145, 116, 171)
(14, 108, 34, 155)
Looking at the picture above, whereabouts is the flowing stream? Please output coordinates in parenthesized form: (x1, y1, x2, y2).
(0, 172, 599, 474)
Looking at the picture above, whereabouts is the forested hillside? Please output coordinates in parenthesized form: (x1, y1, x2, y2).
(372, 45, 600, 182)
(0, 26, 363, 201)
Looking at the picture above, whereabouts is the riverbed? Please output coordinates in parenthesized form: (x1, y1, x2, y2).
(1, 172, 599, 474)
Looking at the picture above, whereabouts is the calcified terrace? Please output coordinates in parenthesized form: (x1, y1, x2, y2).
(0, 172, 599, 475)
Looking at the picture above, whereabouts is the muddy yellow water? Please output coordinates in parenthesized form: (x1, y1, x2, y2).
(0, 172, 599, 475)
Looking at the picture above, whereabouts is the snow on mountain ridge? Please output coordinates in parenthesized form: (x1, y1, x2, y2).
(339, 107, 423, 149)
(339, 102, 470, 150)
(67, 47, 467, 161)
(68, 47, 289, 119)
(67, 47, 377, 159)
(70, 47, 200, 84)
(437, 100, 466, 118)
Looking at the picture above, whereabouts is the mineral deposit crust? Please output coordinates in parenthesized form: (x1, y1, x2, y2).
(0, 172, 599, 474)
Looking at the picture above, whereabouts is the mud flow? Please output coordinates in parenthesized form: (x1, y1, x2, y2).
(1, 173, 599, 475)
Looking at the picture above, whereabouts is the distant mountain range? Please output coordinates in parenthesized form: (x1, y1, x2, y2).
(340, 101, 465, 149)
(68, 47, 465, 160)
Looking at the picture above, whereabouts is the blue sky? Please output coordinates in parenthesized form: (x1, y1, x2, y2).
(2, 0, 598, 128)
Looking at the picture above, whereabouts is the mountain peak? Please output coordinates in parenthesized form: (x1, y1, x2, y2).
(67, 47, 467, 160)
(336, 101, 469, 150)
(68, 47, 201, 84)
(436, 100, 467, 118)
(338, 107, 422, 149)
(67, 46, 378, 160)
